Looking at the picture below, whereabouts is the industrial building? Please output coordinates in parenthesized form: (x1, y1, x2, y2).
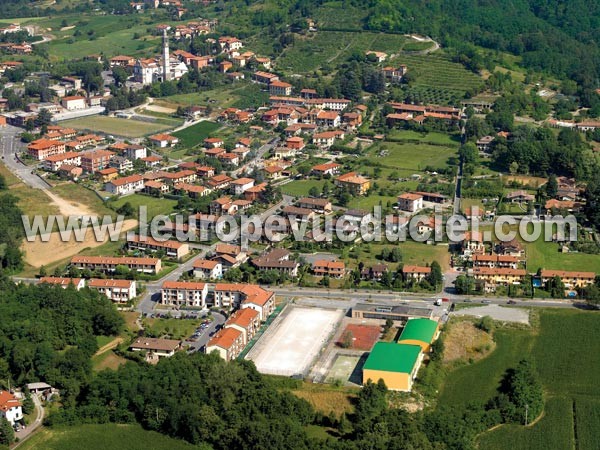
(362, 342, 423, 391)
(396, 318, 440, 353)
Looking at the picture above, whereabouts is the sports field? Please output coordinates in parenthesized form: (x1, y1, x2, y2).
(61, 116, 173, 138)
(247, 307, 344, 377)
(325, 354, 363, 385)
(337, 324, 380, 350)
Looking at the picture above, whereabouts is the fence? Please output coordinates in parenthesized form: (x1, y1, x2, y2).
(237, 301, 287, 360)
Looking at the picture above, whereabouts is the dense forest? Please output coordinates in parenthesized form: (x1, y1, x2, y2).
(0, 276, 123, 407)
(0, 175, 25, 272)
(43, 349, 543, 450)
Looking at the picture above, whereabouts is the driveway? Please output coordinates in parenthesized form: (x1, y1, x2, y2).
(14, 394, 44, 447)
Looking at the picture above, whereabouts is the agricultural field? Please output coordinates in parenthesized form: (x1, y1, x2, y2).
(19, 424, 196, 450)
(36, 14, 164, 60)
(438, 309, 600, 450)
(172, 121, 221, 149)
(396, 53, 484, 102)
(276, 31, 407, 73)
(61, 116, 173, 138)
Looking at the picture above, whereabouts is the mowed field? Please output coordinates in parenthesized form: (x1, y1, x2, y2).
(525, 238, 600, 274)
(438, 309, 600, 450)
(60, 116, 173, 138)
(19, 424, 196, 450)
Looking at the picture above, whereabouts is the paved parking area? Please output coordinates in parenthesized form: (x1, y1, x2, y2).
(451, 304, 529, 324)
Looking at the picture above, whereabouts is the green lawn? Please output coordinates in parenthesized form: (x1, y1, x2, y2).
(525, 237, 600, 274)
(353, 241, 450, 272)
(18, 424, 196, 450)
(385, 130, 461, 147)
(160, 82, 269, 110)
(370, 141, 458, 172)
(111, 194, 177, 219)
(61, 116, 174, 138)
(172, 121, 221, 149)
(281, 179, 326, 197)
(438, 309, 600, 450)
(143, 317, 203, 340)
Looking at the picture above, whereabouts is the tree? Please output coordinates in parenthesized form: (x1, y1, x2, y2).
(35, 108, 53, 134)
(545, 174, 558, 198)
(476, 315, 495, 333)
(455, 275, 475, 294)
(427, 261, 443, 288)
(116, 202, 135, 218)
(112, 67, 129, 87)
(0, 417, 14, 446)
(499, 360, 544, 425)
(38, 265, 47, 277)
(341, 330, 354, 349)
(308, 186, 320, 197)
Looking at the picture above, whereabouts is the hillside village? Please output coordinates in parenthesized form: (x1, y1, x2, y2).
(0, 1, 599, 448)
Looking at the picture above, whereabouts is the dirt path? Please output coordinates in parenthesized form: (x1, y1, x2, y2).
(43, 189, 95, 217)
(95, 337, 124, 356)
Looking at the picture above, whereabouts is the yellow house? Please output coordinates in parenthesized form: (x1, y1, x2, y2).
(362, 342, 423, 391)
(397, 318, 440, 353)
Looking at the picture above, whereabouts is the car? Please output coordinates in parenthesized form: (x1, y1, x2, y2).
(507, 300, 517, 305)
(482, 300, 492, 304)
(442, 298, 450, 302)
(463, 299, 472, 303)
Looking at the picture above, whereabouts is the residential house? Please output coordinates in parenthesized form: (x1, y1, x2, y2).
(98, 167, 119, 182)
(472, 254, 519, 269)
(224, 307, 260, 345)
(0, 391, 22, 426)
(193, 259, 223, 279)
(361, 264, 389, 281)
(269, 80, 292, 96)
(335, 172, 371, 195)
(398, 193, 423, 213)
(42, 151, 81, 171)
(88, 279, 137, 303)
(39, 277, 85, 290)
(540, 270, 595, 290)
(402, 265, 431, 283)
(313, 130, 344, 148)
(230, 177, 255, 195)
(105, 174, 145, 195)
(505, 190, 535, 203)
(252, 248, 299, 277)
(297, 197, 332, 214)
(61, 95, 87, 110)
(27, 139, 66, 160)
(312, 260, 345, 278)
(81, 149, 115, 173)
(206, 327, 244, 361)
(206, 174, 233, 190)
(130, 337, 181, 359)
(149, 133, 179, 148)
(312, 162, 340, 177)
(472, 267, 527, 293)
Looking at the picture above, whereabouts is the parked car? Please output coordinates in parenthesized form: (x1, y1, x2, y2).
(507, 300, 517, 305)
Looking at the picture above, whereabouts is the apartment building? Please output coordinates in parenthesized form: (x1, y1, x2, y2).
(127, 235, 190, 259)
(88, 279, 137, 303)
(224, 307, 260, 345)
(70, 256, 161, 274)
(81, 149, 115, 173)
(42, 151, 82, 171)
(160, 281, 208, 307)
(472, 254, 519, 269)
(402, 265, 431, 283)
(193, 259, 223, 279)
(472, 267, 527, 292)
(540, 270, 595, 289)
(205, 327, 245, 361)
(27, 139, 66, 160)
(105, 174, 145, 195)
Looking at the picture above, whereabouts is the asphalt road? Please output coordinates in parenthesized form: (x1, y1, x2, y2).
(13, 394, 44, 448)
(0, 125, 50, 189)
